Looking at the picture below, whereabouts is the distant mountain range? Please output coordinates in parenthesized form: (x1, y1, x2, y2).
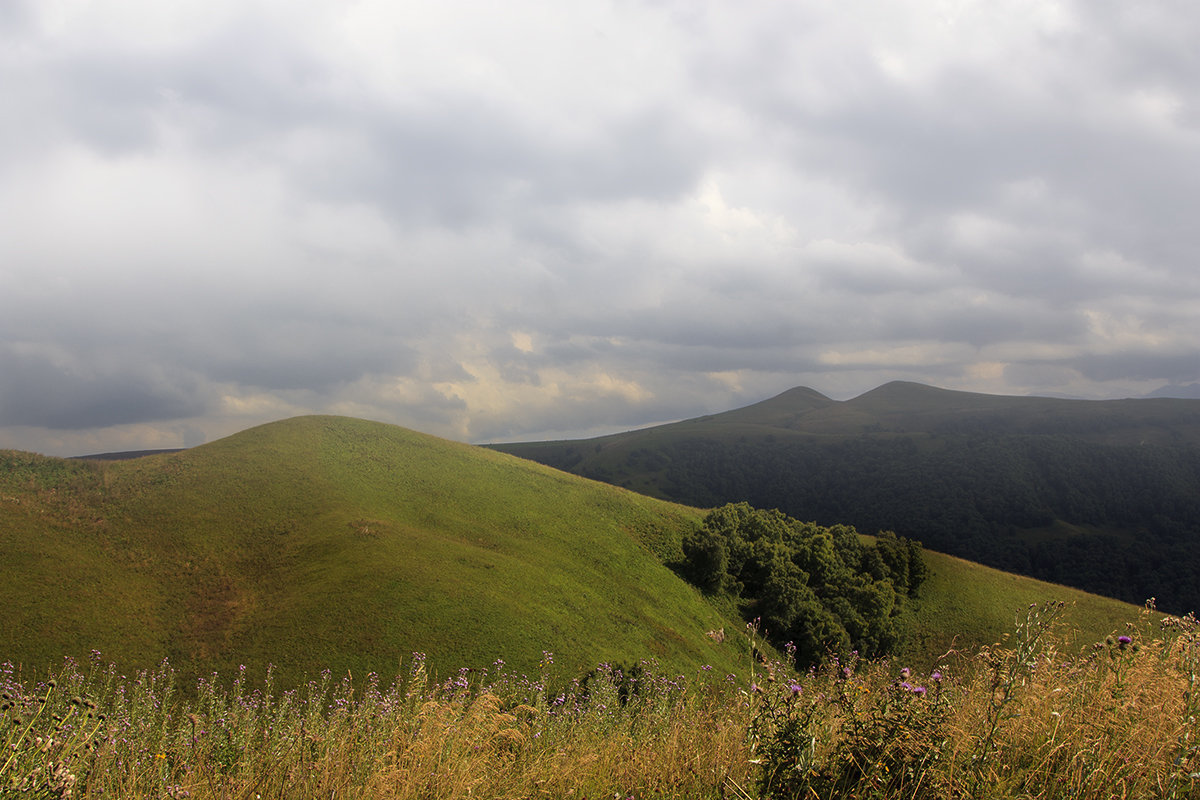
(489, 381, 1200, 614)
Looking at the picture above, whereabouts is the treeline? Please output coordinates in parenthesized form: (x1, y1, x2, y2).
(675, 502, 926, 667)
(622, 434, 1200, 613)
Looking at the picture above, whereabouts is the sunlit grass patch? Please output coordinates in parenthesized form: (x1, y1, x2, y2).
(0, 417, 747, 686)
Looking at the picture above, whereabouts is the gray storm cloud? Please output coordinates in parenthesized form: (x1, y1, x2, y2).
(1, 0, 1198, 455)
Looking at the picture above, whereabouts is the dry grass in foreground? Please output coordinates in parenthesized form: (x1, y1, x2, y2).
(4, 602, 1200, 799)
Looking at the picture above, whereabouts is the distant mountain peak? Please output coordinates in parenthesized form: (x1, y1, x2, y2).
(846, 381, 975, 409)
(701, 385, 835, 427)
(771, 386, 835, 404)
(854, 381, 961, 399)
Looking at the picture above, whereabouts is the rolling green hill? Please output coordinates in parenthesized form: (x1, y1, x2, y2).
(1, 416, 744, 686)
(489, 382, 1200, 613)
(1, 413, 1143, 690)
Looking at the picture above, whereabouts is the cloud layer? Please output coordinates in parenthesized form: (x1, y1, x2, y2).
(3, 0, 1199, 455)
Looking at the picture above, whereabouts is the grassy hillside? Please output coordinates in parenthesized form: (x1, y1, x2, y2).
(895, 547, 1142, 667)
(1, 413, 1142, 694)
(489, 382, 1200, 613)
(1, 416, 743, 686)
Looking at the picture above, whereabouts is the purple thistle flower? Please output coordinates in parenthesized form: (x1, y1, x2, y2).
(1117, 635, 1132, 649)
(789, 682, 802, 696)
(930, 671, 943, 683)
(912, 685, 927, 696)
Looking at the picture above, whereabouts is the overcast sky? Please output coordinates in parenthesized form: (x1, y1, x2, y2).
(3, 0, 1199, 456)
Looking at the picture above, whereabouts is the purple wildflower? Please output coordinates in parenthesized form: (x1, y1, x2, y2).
(1117, 635, 1132, 649)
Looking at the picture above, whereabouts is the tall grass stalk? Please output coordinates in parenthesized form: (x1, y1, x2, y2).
(749, 601, 1200, 799)
(1, 654, 753, 799)
(4, 604, 1200, 799)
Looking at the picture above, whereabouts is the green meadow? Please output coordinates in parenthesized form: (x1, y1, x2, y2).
(2, 416, 744, 686)
(2, 415, 1144, 691)
(1, 414, 1169, 797)
(894, 547, 1144, 667)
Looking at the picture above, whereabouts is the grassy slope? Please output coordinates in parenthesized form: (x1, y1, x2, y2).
(1, 414, 1141, 689)
(1, 417, 741, 686)
(894, 547, 1143, 669)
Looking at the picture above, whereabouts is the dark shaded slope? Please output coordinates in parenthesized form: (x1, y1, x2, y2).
(489, 383, 1200, 613)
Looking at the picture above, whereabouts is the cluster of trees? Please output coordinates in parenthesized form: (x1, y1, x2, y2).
(676, 502, 926, 668)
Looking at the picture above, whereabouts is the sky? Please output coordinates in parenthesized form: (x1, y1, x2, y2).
(3, 0, 1200, 456)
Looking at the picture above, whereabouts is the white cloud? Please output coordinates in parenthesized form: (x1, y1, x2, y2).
(2, 0, 1200, 455)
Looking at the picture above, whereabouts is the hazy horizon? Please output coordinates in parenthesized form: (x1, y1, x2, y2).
(56, 378, 1200, 460)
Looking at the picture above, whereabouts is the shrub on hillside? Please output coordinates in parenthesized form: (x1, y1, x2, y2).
(679, 503, 926, 666)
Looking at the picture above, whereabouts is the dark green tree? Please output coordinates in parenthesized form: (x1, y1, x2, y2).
(675, 502, 926, 667)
